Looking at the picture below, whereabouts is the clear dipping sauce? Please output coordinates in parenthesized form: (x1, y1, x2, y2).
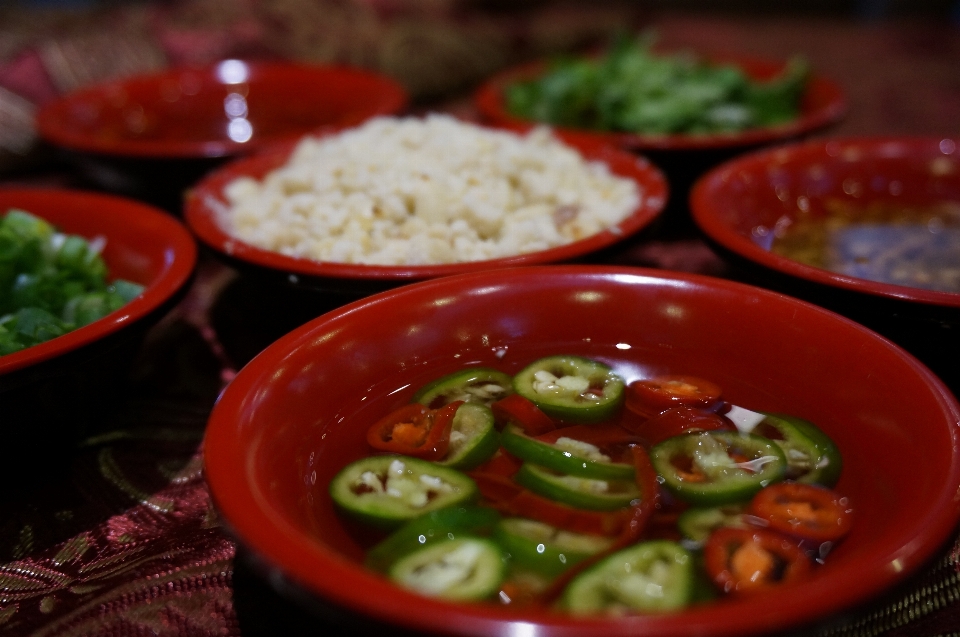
(768, 199, 960, 293)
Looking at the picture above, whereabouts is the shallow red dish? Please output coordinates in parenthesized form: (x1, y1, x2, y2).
(690, 136, 960, 308)
(474, 53, 846, 152)
(35, 61, 408, 159)
(204, 265, 960, 637)
(0, 189, 197, 375)
(183, 130, 668, 293)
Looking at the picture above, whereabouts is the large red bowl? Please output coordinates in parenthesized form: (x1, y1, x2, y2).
(35, 61, 408, 160)
(474, 53, 846, 153)
(204, 265, 960, 637)
(184, 130, 668, 294)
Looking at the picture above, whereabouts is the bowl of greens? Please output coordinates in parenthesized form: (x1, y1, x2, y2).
(0, 189, 197, 460)
(474, 36, 846, 153)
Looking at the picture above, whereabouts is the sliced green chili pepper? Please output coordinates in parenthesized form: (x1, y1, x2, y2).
(366, 505, 501, 572)
(562, 540, 695, 615)
(389, 537, 506, 601)
(514, 463, 640, 511)
(329, 455, 478, 529)
(500, 424, 634, 480)
(676, 504, 752, 544)
(755, 413, 843, 487)
(650, 431, 786, 506)
(438, 403, 500, 471)
(513, 355, 625, 423)
(494, 517, 614, 579)
(413, 367, 514, 409)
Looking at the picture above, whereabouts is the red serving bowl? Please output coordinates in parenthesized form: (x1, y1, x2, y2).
(690, 137, 960, 307)
(204, 265, 960, 637)
(35, 61, 408, 159)
(0, 189, 197, 462)
(0, 188, 197, 373)
(474, 53, 846, 153)
(184, 130, 668, 294)
(689, 136, 960, 387)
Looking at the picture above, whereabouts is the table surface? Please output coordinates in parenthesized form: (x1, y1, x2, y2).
(1, 6, 960, 637)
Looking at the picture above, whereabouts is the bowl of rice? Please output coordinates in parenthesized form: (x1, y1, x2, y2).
(183, 115, 668, 294)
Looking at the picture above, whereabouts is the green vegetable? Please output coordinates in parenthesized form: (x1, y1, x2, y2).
(412, 367, 514, 408)
(494, 517, 613, 578)
(389, 537, 507, 601)
(329, 455, 479, 529)
(366, 505, 501, 572)
(437, 403, 500, 471)
(755, 413, 843, 487)
(513, 355, 625, 423)
(506, 35, 809, 136)
(500, 424, 634, 480)
(650, 431, 787, 506)
(676, 504, 751, 544)
(514, 462, 639, 511)
(562, 540, 695, 614)
(0, 208, 145, 354)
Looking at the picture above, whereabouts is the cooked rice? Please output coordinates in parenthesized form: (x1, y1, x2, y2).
(219, 114, 642, 266)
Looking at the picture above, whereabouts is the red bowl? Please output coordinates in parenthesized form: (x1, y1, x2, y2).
(204, 265, 960, 637)
(35, 61, 408, 160)
(184, 129, 668, 294)
(474, 53, 846, 153)
(0, 188, 197, 375)
(690, 136, 960, 307)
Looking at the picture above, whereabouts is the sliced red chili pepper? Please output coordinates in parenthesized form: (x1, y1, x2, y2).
(491, 393, 556, 435)
(494, 489, 628, 537)
(617, 443, 661, 546)
(621, 405, 735, 446)
(365, 401, 462, 460)
(704, 526, 812, 595)
(472, 449, 523, 478)
(470, 471, 524, 504)
(626, 375, 723, 418)
(468, 450, 524, 503)
(750, 482, 854, 543)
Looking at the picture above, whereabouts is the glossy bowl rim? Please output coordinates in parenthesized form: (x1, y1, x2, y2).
(689, 135, 960, 308)
(203, 264, 960, 637)
(473, 53, 847, 152)
(182, 129, 669, 284)
(34, 61, 409, 159)
(0, 188, 198, 375)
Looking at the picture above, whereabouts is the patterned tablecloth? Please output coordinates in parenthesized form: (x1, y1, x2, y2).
(1, 3, 959, 636)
